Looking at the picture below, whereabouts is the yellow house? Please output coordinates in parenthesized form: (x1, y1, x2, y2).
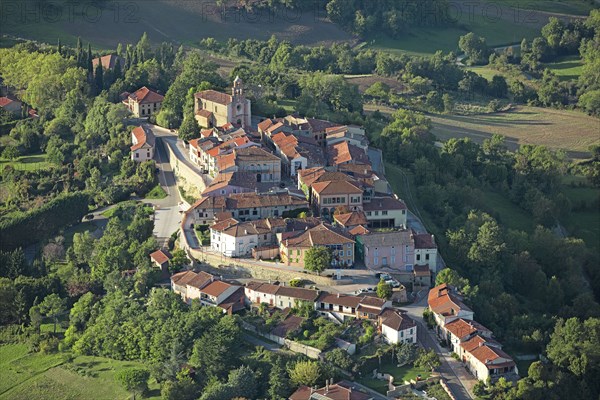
(194, 77, 252, 129)
(124, 87, 164, 118)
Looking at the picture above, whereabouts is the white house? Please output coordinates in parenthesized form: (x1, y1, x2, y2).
(379, 309, 417, 345)
(461, 338, 518, 382)
(244, 282, 319, 309)
(210, 218, 259, 257)
(428, 284, 474, 330)
(414, 233, 438, 271)
(130, 126, 155, 161)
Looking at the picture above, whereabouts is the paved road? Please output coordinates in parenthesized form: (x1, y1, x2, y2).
(149, 127, 183, 247)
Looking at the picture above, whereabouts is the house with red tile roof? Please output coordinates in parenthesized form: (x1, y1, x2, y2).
(316, 292, 390, 323)
(150, 249, 172, 271)
(428, 284, 474, 328)
(279, 223, 355, 268)
(188, 192, 308, 226)
(194, 77, 251, 129)
(414, 232, 438, 270)
(334, 211, 368, 229)
(0, 95, 22, 115)
(311, 179, 364, 217)
(289, 380, 373, 400)
(219, 146, 282, 183)
(130, 126, 155, 161)
(170, 270, 244, 314)
(443, 318, 493, 354)
(379, 309, 417, 344)
(124, 87, 164, 118)
(271, 131, 326, 177)
(92, 54, 124, 71)
(327, 141, 370, 167)
(462, 339, 518, 382)
(244, 281, 320, 309)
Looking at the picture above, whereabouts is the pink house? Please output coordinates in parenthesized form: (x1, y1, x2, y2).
(357, 230, 415, 271)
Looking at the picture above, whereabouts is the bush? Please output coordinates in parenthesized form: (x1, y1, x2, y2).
(39, 337, 60, 354)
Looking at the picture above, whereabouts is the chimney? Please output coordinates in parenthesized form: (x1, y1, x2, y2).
(325, 379, 329, 394)
(337, 293, 340, 298)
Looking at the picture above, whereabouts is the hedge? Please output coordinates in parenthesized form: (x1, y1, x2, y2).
(0, 191, 91, 251)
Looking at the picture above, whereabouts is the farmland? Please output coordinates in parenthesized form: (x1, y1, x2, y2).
(0, 344, 161, 400)
(429, 106, 600, 159)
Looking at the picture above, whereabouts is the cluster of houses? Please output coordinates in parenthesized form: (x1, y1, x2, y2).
(150, 77, 440, 277)
(427, 284, 518, 383)
(169, 268, 418, 347)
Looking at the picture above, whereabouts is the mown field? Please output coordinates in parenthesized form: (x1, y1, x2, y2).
(0, 154, 53, 172)
(429, 106, 600, 159)
(545, 55, 584, 81)
(0, 344, 161, 400)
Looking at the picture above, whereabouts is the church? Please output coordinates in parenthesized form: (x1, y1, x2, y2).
(194, 77, 252, 129)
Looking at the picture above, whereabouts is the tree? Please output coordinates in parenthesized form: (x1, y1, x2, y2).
(169, 249, 190, 274)
(289, 360, 321, 387)
(94, 61, 104, 93)
(377, 279, 392, 300)
(459, 32, 489, 65)
(325, 348, 354, 371)
(268, 359, 291, 400)
(115, 368, 150, 400)
(304, 246, 331, 274)
(414, 348, 441, 370)
(546, 317, 600, 378)
(579, 90, 600, 116)
(1, 145, 19, 160)
(435, 268, 469, 290)
(396, 343, 418, 366)
(38, 293, 66, 333)
(178, 115, 199, 141)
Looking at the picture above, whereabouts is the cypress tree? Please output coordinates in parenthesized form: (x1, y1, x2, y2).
(57, 38, 62, 55)
(114, 58, 122, 80)
(76, 37, 83, 67)
(94, 62, 104, 94)
(87, 43, 93, 75)
(116, 42, 123, 57)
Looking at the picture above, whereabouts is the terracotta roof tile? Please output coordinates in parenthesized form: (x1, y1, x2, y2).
(195, 90, 233, 105)
(334, 211, 368, 227)
(129, 87, 164, 104)
(312, 180, 363, 196)
(201, 280, 233, 297)
(150, 249, 171, 265)
(381, 310, 417, 331)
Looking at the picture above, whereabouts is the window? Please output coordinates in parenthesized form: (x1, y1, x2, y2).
(391, 247, 396, 255)
(135, 153, 139, 158)
(391, 256, 395, 264)
(426, 254, 430, 260)
(400, 331, 404, 338)
(382, 211, 388, 215)
(416, 254, 421, 261)
(366, 211, 372, 216)
(374, 257, 378, 265)
(374, 211, 379, 216)
(347, 250, 352, 256)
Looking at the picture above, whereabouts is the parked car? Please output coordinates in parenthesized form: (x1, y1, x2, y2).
(386, 279, 401, 288)
(380, 273, 392, 281)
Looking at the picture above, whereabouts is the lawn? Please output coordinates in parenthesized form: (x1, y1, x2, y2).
(494, 0, 594, 15)
(545, 55, 584, 81)
(144, 184, 168, 200)
(358, 358, 431, 395)
(0, 154, 53, 172)
(63, 221, 99, 247)
(429, 106, 600, 160)
(0, 344, 160, 400)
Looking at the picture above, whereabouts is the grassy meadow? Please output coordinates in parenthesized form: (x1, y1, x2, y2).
(544, 55, 584, 81)
(0, 344, 161, 400)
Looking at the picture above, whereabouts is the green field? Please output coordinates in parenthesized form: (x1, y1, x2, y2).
(545, 55, 584, 81)
(0, 344, 160, 400)
(481, 191, 536, 232)
(366, 0, 568, 56)
(429, 106, 600, 160)
(494, 0, 594, 15)
(357, 359, 430, 394)
(0, 154, 53, 172)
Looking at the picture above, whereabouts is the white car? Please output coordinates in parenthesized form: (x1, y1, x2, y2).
(386, 279, 401, 288)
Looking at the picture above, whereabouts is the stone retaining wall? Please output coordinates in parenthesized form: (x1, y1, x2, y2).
(163, 139, 206, 198)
